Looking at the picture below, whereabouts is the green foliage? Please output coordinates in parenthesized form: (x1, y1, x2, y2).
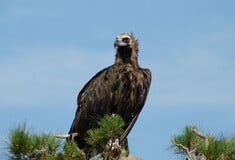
(6, 123, 85, 160)
(172, 125, 235, 160)
(8, 123, 31, 159)
(7, 123, 60, 159)
(62, 142, 86, 160)
(86, 114, 125, 157)
(174, 126, 201, 154)
(200, 136, 235, 160)
(6, 115, 128, 160)
(172, 125, 204, 155)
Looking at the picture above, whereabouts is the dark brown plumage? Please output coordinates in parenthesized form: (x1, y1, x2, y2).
(68, 33, 151, 153)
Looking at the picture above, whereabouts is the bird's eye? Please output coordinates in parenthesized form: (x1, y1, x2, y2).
(122, 38, 130, 43)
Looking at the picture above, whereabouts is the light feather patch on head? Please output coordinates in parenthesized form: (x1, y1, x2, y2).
(115, 33, 137, 48)
(114, 33, 139, 67)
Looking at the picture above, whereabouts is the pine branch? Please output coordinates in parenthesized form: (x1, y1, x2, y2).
(192, 129, 209, 148)
(5, 116, 142, 160)
(6, 123, 86, 160)
(172, 137, 197, 160)
(171, 125, 235, 160)
(53, 132, 79, 141)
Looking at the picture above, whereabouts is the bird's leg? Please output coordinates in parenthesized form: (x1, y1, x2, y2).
(106, 138, 120, 151)
(104, 138, 122, 160)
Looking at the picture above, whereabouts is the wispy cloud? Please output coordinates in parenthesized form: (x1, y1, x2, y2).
(0, 46, 113, 108)
(0, 2, 64, 23)
(148, 46, 235, 109)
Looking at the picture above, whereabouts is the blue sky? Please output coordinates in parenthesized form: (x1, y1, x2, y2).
(1, 0, 235, 159)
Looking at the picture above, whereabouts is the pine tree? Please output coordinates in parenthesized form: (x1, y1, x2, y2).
(171, 125, 235, 160)
(86, 114, 128, 159)
(5, 115, 135, 160)
(6, 122, 85, 160)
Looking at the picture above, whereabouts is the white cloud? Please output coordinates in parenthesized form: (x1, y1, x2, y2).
(148, 47, 235, 108)
(1, 37, 235, 110)
(0, 2, 64, 24)
(0, 46, 113, 108)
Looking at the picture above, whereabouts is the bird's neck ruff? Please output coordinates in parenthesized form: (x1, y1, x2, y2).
(115, 47, 139, 68)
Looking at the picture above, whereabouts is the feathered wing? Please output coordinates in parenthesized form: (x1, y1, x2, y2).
(68, 65, 114, 148)
(69, 64, 151, 148)
(120, 68, 151, 141)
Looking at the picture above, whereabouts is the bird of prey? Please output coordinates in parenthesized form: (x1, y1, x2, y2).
(68, 33, 151, 154)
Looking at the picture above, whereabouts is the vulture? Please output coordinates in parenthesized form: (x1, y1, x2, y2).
(68, 33, 151, 154)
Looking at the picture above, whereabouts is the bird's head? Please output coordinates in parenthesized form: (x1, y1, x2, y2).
(114, 33, 138, 51)
(114, 33, 139, 66)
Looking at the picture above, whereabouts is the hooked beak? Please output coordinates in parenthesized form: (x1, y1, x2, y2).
(114, 38, 129, 48)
